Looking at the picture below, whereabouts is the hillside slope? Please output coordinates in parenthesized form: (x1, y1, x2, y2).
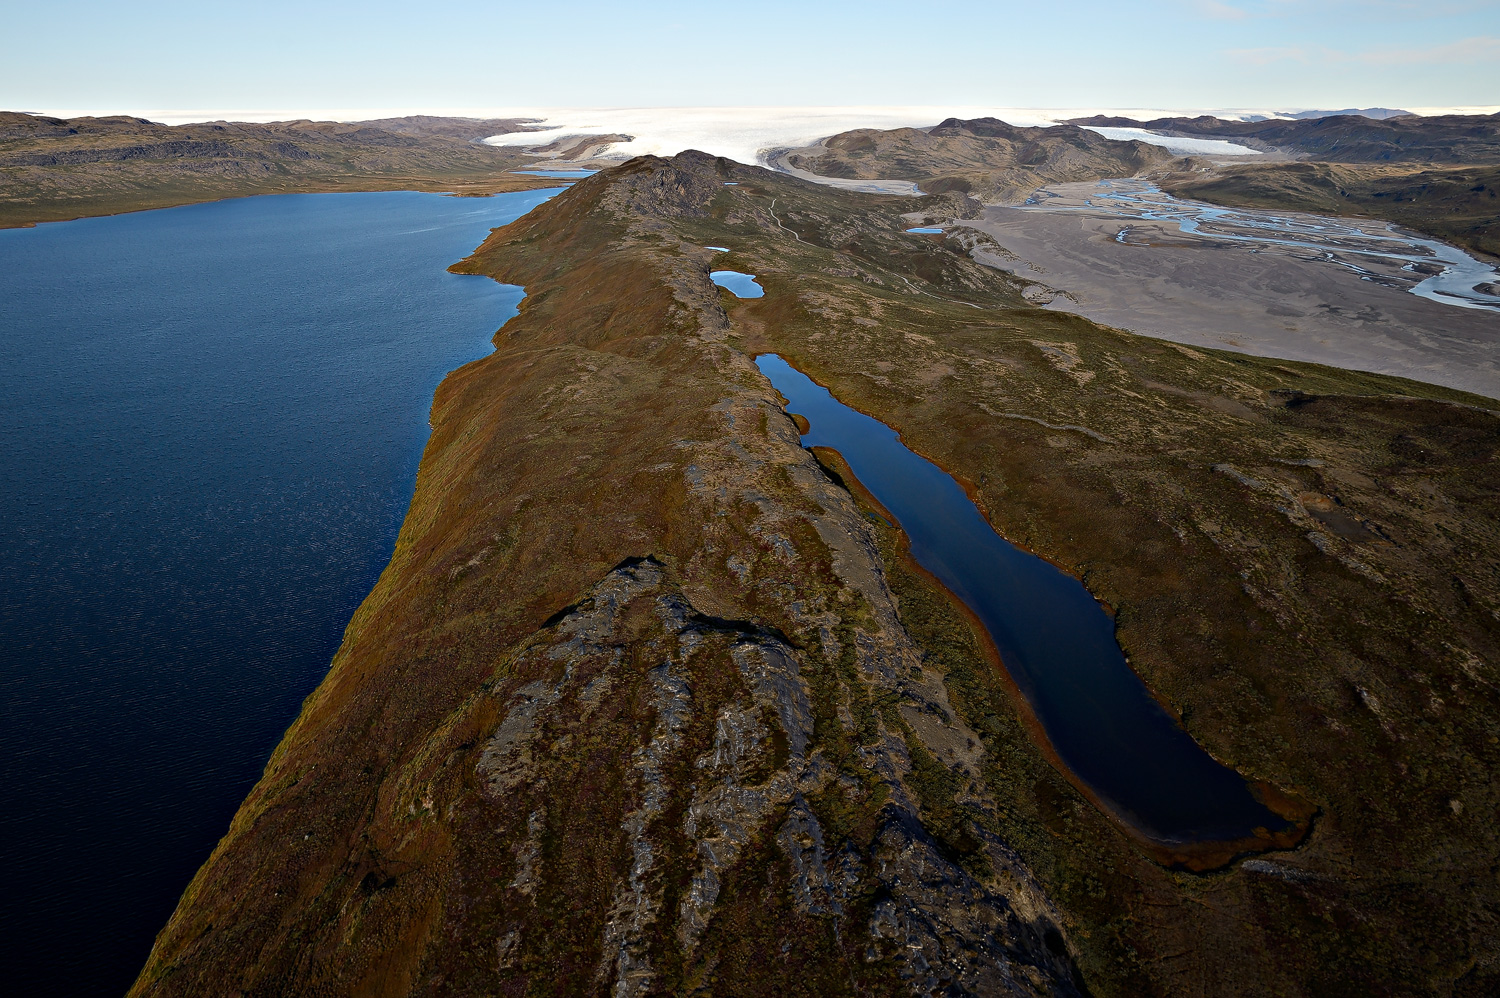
(0, 113, 556, 226)
(780, 117, 1172, 202)
(131, 154, 1500, 998)
(1070, 112, 1500, 163)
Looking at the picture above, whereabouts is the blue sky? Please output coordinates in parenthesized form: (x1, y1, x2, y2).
(3, 0, 1496, 113)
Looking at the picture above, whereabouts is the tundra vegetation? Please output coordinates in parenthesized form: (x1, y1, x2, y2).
(129, 152, 1500, 997)
(0, 113, 558, 226)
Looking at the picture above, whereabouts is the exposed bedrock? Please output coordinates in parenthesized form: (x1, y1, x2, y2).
(132, 150, 1500, 998)
(128, 153, 1082, 998)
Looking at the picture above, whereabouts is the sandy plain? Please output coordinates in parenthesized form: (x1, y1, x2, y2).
(957, 181, 1500, 401)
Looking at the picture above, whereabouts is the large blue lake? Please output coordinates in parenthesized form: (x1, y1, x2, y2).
(0, 188, 555, 997)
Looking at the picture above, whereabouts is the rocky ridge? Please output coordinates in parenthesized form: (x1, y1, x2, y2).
(127, 153, 1084, 998)
(0, 112, 556, 227)
(131, 151, 1500, 997)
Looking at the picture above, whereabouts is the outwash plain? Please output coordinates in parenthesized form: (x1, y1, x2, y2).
(776, 114, 1500, 397)
(960, 187, 1500, 399)
(9, 109, 1500, 996)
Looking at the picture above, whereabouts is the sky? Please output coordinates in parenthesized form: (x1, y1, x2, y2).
(3, 0, 1496, 117)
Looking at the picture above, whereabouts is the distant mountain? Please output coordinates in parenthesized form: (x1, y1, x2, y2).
(778, 117, 1173, 202)
(1165, 161, 1500, 258)
(1281, 108, 1413, 121)
(0, 113, 551, 227)
(1066, 111, 1500, 163)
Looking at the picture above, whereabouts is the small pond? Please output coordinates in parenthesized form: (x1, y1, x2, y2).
(710, 270, 764, 298)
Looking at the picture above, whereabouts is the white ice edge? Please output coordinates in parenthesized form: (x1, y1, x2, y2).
(470, 106, 1282, 167)
(1079, 126, 1262, 157)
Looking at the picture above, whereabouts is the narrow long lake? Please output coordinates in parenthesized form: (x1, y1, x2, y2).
(755, 353, 1297, 851)
(0, 188, 555, 997)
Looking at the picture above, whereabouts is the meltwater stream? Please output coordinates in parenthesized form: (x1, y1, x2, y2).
(1021, 179, 1500, 313)
(756, 354, 1296, 849)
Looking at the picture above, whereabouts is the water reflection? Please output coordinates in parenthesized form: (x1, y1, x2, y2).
(756, 352, 1303, 855)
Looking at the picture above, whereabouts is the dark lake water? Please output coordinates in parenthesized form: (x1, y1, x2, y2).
(755, 353, 1294, 848)
(0, 188, 555, 997)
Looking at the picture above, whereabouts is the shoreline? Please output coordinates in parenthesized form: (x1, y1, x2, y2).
(772, 370, 1316, 872)
(817, 445, 1317, 870)
(0, 174, 566, 231)
(1, 185, 551, 998)
(955, 192, 1500, 403)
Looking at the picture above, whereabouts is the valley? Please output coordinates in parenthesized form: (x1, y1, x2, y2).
(127, 152, 1500, 998)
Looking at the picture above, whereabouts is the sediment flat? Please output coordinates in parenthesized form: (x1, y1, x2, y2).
(960, 186, 1500, 400)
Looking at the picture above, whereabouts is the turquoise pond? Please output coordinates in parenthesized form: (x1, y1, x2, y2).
(710, 270, 765, 298)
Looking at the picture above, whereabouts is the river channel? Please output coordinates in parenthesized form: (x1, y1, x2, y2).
(959, 180, 1500, 400)
(1020, 179, 1500, 313)
(756, 353, 1304, 858)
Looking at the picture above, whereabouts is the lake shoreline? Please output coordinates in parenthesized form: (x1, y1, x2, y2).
(808, 444, 1316, 870)
(771, 364, 1315, 871)
(1, 187, 556, 998)
(0, 174, 565, 231)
